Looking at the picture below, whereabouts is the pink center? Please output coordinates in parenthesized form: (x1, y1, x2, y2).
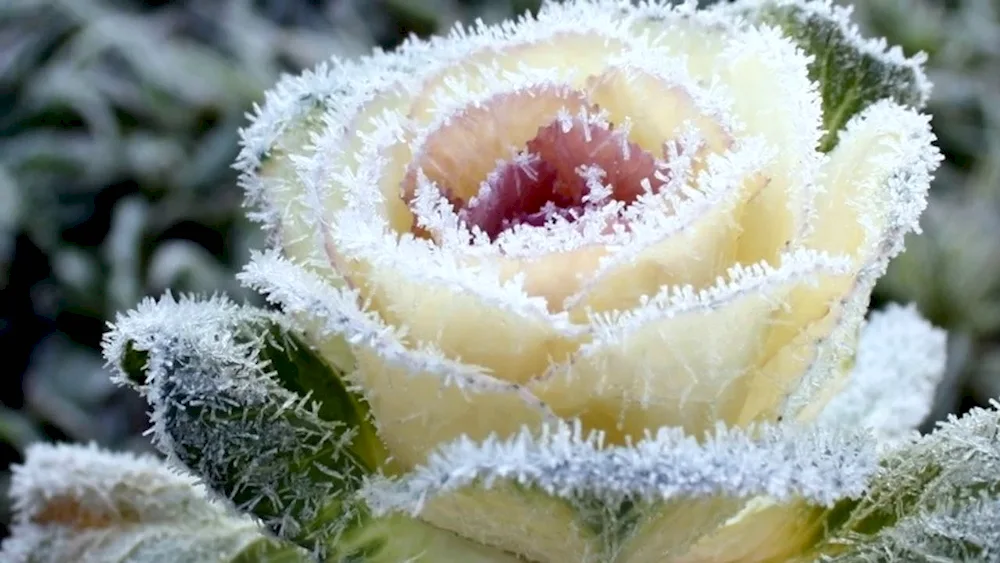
(402, 98, 677, 242)
(458, 113, 666, 239)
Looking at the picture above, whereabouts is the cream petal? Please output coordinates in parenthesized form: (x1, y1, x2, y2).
(585, 66, 731, 159)
(667, 499, 826, 563)
(328, 76, 596, 384)
(614, 498, 746, 563)
(492, 246, 609, 315)
(554, 68, 754, 317)
(719, 27, 823, 266)
(643, 18, 824, 266)
(563, 207, 743, 318)
(408, 33, 628, 122)
(481, 134, 764, 318)
(236, 58, 424, 271)
(341, 235, 586, 387)
(564, 165, 767, 318)
(737, 101, 940, 424)
(403, 86, 591, 204)
(353, 348, 552, 469)
(240, 250, 566, 469)
(401, 484, 600, 563)
(308, 89, 418, 240)
(245, 106, 327, 270)
(534, 250, 851, 442)
(617, 499, 826, 563)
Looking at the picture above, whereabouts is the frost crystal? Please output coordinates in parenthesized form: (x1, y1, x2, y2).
(821, 402, 1000, 561)
(102, 294, 375, 557)
(365, 421, 877, 515)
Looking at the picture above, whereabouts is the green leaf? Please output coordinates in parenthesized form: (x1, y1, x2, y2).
(0, 443, 311, 563)
(813, 402, 1000, 561)
(258, 324, 386, 471)
(103, 296, 382, 557)
(155, 361, 372, 553)
(751, 0, 930, 151)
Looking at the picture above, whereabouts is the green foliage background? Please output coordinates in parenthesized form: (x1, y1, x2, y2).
(0, 0, 997, 541)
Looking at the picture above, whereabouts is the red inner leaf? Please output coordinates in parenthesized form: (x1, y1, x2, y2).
(459, 113, 660, 239)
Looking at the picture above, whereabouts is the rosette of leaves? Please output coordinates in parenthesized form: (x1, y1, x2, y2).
(4, 1, 1000, 562)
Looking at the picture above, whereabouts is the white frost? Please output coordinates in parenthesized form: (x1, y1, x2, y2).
(821, 304, 947, 448)
(363, 419, 878, 516)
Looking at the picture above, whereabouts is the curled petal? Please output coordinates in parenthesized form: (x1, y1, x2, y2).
(363, 420, 877, 562)
(564, 136, 771, 317)
(536, 250, 852, 442)
(738, 100, 941, 424)
(642, 16, 825, 265)
(586, 64, 731, 160)
(656, 499, 824, 563)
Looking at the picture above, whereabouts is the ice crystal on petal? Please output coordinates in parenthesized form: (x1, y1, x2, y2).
(363, 420, 877, 516)
(586, 249, 852, 345)
(782, 100, 941, 418)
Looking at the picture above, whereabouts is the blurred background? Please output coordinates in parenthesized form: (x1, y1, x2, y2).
(1, 0, 998, 539)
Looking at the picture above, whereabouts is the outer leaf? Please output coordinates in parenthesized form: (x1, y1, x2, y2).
(102, 295, 379, 556)
(732, 0, 930, 151)
(102, 294, 521, 562)
(0, 443, 310, 563)
(820, 494, 1000, 562)
(815, 401, 1000, 561)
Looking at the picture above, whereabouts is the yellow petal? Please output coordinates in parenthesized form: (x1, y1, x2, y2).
(251, 72, 418, 267)
(493, 246, 609, 314)
(251, 106, 328, 269)
(354, 253, 585, 387)
(532, 251, 849, 443)
(721, 30, 823, 266)
(354, 346, 552, 470)
(737, 101, 939, 424)
(408, 33, 627, 122)
(616, 498, 745, 563)
(672, 499, 825, 563)
(565, 170, 766, 318)
(586, 66, 730, 161)
(644, 20, 823, 267)
(416, 485, 601, 563)
(403, 86, 591, 204)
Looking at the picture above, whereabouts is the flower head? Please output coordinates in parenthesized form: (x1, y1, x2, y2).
(76, 1, 952, 561)
(239, 0, 938, 453)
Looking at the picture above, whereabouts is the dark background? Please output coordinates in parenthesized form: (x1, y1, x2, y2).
(2, 0, 998, 539)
